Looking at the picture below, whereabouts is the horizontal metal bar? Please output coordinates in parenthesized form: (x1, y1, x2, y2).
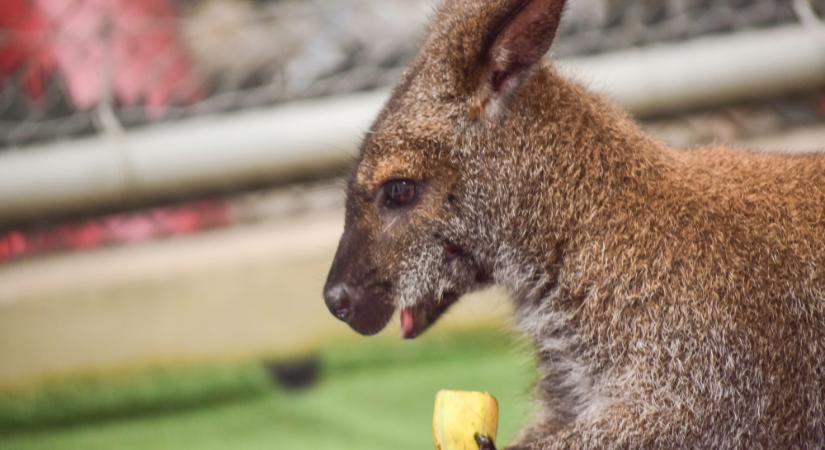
(1, 25, 824, 223)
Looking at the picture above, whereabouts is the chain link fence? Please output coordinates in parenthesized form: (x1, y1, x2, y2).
(1, 0, 824, 149)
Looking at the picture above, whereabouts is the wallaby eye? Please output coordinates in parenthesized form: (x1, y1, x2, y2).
(380, 179, 419, 209)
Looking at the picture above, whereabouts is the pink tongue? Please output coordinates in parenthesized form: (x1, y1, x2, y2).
(400, 308, 415, 338)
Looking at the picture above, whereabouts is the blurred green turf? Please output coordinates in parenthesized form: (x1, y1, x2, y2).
(0, 329, 536, 450)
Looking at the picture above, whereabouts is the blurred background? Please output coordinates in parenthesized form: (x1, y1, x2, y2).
(1, 0, 825, 449)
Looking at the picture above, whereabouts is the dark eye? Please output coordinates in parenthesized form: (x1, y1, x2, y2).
(381, 179, 419, 209)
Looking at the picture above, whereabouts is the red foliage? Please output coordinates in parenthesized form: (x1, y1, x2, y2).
(0, 201, 233, 264)
(0, 0, 56, 98)
(1, 0, 203, 114)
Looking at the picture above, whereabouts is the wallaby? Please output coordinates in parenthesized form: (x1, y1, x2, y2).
(323, 0, 825, 448)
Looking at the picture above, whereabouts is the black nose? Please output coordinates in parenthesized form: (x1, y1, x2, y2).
(324, 284, 352, 322)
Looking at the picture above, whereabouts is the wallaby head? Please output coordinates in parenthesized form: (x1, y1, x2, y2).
(323, 0, 576, 338)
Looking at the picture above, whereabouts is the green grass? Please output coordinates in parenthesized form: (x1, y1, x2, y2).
(0, 329, 536, 450)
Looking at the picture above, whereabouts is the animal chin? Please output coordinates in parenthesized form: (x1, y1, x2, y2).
(399, 291, 460, 339)
(348, 295, 396, 336)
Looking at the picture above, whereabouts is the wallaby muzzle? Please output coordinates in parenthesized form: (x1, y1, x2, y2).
(323, 224, 395, 336)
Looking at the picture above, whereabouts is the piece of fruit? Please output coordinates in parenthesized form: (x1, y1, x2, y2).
(433, 390, 499, 450)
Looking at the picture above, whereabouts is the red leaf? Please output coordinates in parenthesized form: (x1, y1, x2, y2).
(36, 0, 203, 114)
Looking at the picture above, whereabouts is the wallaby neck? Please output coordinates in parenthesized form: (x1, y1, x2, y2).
(486, 64, 672, 306)
(529, 65, 670, 194)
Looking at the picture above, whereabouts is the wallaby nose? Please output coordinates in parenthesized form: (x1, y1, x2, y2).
(324, 284, 352, 322)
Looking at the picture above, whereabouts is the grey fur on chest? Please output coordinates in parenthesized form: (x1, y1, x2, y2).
(513, 283, 610, 426)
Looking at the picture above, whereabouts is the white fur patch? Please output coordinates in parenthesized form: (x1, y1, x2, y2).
(498, 243, 610, 422)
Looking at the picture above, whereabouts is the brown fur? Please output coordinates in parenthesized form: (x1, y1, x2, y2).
(324, 0, 825, 447)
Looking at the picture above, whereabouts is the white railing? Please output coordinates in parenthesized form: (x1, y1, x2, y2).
(1, 25, 824, 223)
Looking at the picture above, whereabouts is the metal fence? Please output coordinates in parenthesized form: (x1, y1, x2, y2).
(1, 0, 824, 149)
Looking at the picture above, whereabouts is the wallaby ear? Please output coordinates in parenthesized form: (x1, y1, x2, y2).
(471, 0, 567, 120)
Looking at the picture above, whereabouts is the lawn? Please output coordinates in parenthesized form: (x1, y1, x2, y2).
(1, 329, 537, 450)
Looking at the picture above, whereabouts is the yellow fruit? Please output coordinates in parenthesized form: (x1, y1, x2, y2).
(433, 390, 499, 450)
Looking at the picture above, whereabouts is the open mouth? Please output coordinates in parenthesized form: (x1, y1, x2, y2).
(399, 291, 460, 339)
